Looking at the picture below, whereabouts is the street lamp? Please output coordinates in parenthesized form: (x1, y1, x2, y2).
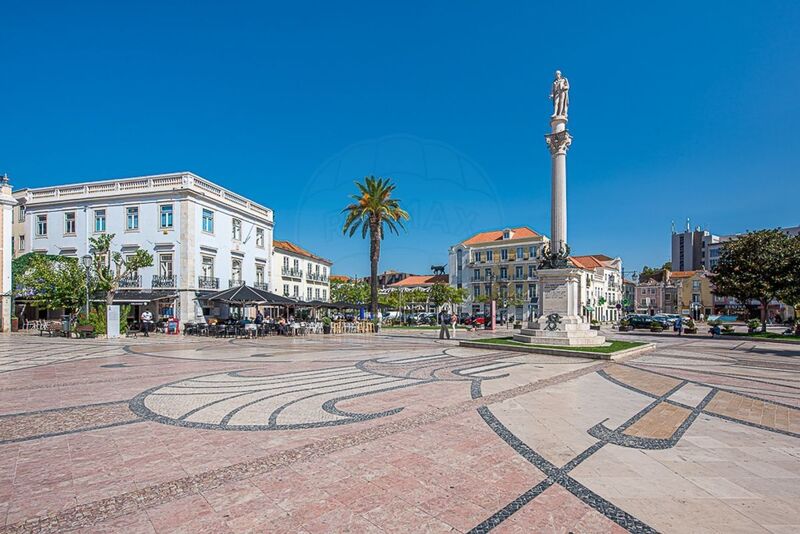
(81, 254, 92, 317)
(486, 271, 496, 331)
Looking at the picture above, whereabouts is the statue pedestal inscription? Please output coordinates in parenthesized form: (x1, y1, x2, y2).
(513, 269, 606, 347)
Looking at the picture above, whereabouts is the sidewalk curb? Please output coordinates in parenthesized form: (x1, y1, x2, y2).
(458, 340, 657, 361)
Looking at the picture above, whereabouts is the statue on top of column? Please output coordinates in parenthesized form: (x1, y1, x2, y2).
(550, 70, 569, 117)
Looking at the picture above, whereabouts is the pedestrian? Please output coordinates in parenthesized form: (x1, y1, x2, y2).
(140, 310, 153, 337)
(674, 316, 683, 336)
(450, 311, 457, 339)
(438, 308, 451, 340)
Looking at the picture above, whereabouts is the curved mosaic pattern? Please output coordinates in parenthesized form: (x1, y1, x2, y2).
(130, 350, 521, 431)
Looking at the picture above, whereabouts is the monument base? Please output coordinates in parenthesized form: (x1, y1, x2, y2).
(512, 267, 606, 347)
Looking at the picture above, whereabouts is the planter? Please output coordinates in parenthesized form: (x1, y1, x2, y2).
(618, 326, 632, 332)
(10, 317, 18, 332)
(323, 325, 331, 334)
(513, 322, 522, 329)
(684, 328, 697, 334)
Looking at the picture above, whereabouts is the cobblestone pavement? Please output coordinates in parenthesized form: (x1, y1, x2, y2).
(0, 329, 798, 533)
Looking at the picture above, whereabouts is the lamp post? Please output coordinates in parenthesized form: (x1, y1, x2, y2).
(486, 271, 496, 331)
(81, 254, 92, 317)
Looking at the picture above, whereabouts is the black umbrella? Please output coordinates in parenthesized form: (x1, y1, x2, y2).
(208, 284, 270, 304)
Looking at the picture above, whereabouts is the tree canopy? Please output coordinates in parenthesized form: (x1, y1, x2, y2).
(90, 234, 154, 305)
(14, 254, 87, 314)
(712, 229, 799, 330)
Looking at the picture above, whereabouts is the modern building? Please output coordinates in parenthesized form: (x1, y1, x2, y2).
(671, 220, 800, 271)
(12, 172, 275, 324)
(570, 255, 624, 323)
(271, 240, 331, 302)
(448, 227, 549, 321)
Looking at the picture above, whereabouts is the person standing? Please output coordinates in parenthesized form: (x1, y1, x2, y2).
(438, 308, 451, 340)
(141, 310, 153, 337)
(674, 316, 683, 336)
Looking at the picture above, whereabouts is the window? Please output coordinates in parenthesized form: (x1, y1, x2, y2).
(160, 205, 173, 229)
(692, 280, 701, 291)
(283, 256, 289, 269)
(501, 249, 508, 261)
(94, 210, 106, 232)
(232, 218, 242, 240)
(322, 289, 327, 300)
(315, 288, 320, 299)
(231, 259, 242, 283)
(315, 265, 320, 274)
(18, 235, 25, 252)
(293, 285, 299, 297)
(503, 230, 510, 239)
(515, 266, 523, 279)
(474, 251, 482, 262)
(18, 205, 25, 223)
(484, 268, 491, 279)
(201, 256, 215, 278)
(159, 254, 173, 278)
(516, 247, 524, 259)
(516, 284, 523, 298)
(307, 288, 313, 300)
(307, 262, 312, 274)
(36, 214, 47, 236)
(473, 268, 480, 281)
(202, 209, 214, 233)
(528, 265, 535, 278)
(283, 284, 289, 296)
(256, 227, 264, 248)
(322, 266, 327, 276)
(255, 264, 265, 285)
(486, 250, 494, 261)
(499, 267, 508, 279)
(64, 212, 76, 235)
(126, 207, 139, 230)
(529, 246, 537, 257)
(528, 284, 536, 299)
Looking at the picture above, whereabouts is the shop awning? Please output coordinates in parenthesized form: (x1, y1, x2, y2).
(111, 290, 178, 304)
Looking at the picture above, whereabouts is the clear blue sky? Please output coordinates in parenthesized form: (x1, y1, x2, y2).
(3, 1, 799, 276)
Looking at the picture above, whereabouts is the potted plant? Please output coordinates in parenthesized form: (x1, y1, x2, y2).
(590, 319, 601, 331)
(618, 318, 632, 332)
(747, 319, 761, 333)
(322, 316, 332, 334)
(683, 318, 697, 334)
(722, 324, 736, 334)
(10, 315, 18, 332)
(650, 320, 664, 333)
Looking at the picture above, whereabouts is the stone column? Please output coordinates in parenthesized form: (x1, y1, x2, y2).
(545, 117, 571, 255)
(0, 179, 16, 333)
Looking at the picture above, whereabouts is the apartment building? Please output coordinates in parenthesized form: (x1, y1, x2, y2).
(271, 240, 332, 302)
(448, 226, 549, 321)
(13, 172, 274, 324)
(571, 255, 624, 323)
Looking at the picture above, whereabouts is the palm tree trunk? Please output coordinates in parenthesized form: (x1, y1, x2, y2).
(369, 222, 380, 319)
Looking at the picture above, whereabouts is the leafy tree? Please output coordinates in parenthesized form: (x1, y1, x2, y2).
(662, 261, 672, 271)
(14, 254, 87, 315)
(330, 278, 370, 304)
(776, 235, 800, 311)
(428, 283, 451, 309)
(90, 234, 154, 306)
(342, 176, 409, 318)
(712, 230, 796, 332)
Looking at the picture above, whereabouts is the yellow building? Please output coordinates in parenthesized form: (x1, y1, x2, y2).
(670, 270, 714, 319)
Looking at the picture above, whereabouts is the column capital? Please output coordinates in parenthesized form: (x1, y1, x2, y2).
(545, 130, 572, 156)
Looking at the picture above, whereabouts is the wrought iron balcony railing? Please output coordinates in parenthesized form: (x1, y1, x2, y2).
(281, 267, 303, 278)
(118, 275, 142, 288)
(228, 278, 244, 288)
(152, 275, 176, 288)
(253, 282, 269, 291)
(198, 276, 219, 290)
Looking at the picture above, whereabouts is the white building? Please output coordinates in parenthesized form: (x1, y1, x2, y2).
(570, 255, 624, 323)
(12, 172, 274, 324)
(448, 227, 549, 321)
(271, 240, 332, 302)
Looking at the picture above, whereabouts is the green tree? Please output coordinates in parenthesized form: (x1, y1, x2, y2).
(342, 176, 410, 318)
(15, 254, 87, 315)
(712, 230, 796, 332)
(428, 283, 451, 310)
(776, 235, 800, 311)
(90, 234, 154, 305)
(330, 278, 370, 304)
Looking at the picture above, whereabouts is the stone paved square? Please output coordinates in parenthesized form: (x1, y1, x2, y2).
(0, 329, 798, 533)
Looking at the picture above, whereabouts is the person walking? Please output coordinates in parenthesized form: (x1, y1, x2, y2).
(438, 308, 451, 340)
(674, 316, 683, 336)
(450, 311, 457, 339)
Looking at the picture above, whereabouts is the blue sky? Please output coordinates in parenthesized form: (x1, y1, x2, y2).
(2, 1, 799, 276)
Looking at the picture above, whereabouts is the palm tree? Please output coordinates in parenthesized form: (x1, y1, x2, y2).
(342, 176, 409, 318)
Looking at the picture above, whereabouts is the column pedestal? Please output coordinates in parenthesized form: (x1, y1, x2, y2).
(513, 268, 605, 346)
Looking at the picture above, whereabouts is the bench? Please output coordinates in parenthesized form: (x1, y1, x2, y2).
(39, 322, 63, 337)
(76, 325, 96, 339)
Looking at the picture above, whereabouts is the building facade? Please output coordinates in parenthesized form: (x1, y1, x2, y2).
(671, 270, 714, 319)
(271, 240, 331, 302)
(448, 227, 549, 322)
(13, 172, 274, 324)
(571, 255, 624, 323)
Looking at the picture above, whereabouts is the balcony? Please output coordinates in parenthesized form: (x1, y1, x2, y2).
(152, 275, 176, 288)
(254, 282, 269, 291)
(118, 275, 142, 288)
(281, 267, 303, 278)
(307, 272, 325, 282)
(198, 276, 219, 290)
(229, 278, 244, 288)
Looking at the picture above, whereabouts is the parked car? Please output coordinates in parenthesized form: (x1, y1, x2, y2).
(625, 314, 655, 329)
(652, 314, 675, 327)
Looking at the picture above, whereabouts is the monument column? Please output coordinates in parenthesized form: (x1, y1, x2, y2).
(513, 70, 604, 347)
